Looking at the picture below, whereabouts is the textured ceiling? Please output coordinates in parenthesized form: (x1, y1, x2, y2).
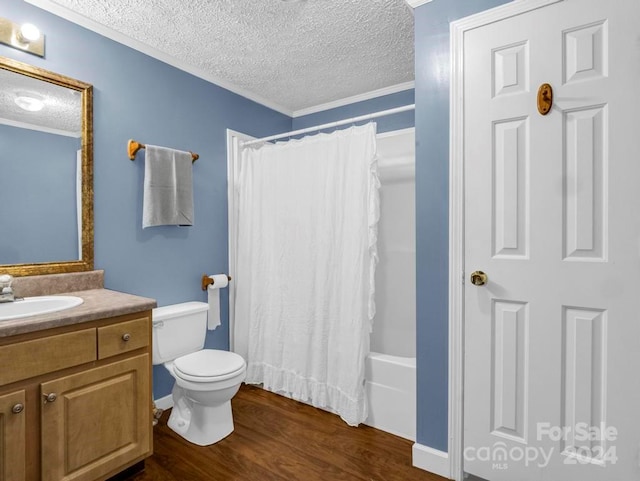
(0, 68, 81, 136)
(28, 0, 414, 115)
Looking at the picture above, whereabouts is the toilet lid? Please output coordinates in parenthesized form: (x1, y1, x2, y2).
(173, 350, 246, 381)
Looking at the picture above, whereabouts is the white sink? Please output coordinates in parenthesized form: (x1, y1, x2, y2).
(0, 296, 84, 321)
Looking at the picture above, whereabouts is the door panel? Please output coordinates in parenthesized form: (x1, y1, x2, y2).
(463, 1, 640, 479)
(563, 105, 606, 261)
(0, 390, 26, 481)
(41, 355, 150, 481)
(561, 307, 606, 459)
(492, 118, 529, 258)
(490, 299, 528, 442)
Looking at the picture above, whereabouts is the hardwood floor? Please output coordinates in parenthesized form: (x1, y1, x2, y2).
(132, 385, 447, 481)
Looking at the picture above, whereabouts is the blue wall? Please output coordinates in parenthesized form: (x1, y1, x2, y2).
(0, 125, 79, 264)
(2, 0, 291, 399)
(414, 0, 511, 451)
(1, 0, 517, 442)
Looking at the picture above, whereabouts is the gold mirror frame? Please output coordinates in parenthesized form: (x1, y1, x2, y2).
(0, 56, 93, 276)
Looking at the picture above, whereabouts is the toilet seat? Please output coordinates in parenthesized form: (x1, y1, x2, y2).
(173, 349, 246, 383)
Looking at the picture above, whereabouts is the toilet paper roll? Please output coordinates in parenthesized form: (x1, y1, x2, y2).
(207, 274, 228, 330)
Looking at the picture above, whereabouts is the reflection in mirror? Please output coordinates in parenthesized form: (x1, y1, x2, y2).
(0, 56, 93, 276)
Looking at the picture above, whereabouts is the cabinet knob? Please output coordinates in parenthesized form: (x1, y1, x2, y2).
(12, 403, 24, 414)
(43, 393, 57, 403)
(122, 333, 131, 342)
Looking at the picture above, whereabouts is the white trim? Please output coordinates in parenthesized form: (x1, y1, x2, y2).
(24, 0, 293, 116)
(226, 129, 255, 352)
(376, 126, 415, 139)
(448, 1, 565, 480)
(405, 0, 433, 8)
(451, 0, 564, 33)
(76, 149, 82, 258)
(412, 443, 450, 479)
(153, 394, 174, 411)
(0, 117, 81, 138)
(448, 11, 465, 478)
(292, 81, 415, 118)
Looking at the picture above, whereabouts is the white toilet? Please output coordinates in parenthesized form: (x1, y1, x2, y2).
(152, 301, 246, 446)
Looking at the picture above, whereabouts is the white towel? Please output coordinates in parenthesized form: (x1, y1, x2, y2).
(142, 145, 194, 228)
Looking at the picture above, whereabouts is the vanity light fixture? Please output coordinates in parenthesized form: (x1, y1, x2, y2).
(0, 17, 45, 57)
(18, 23, 41, 43)
(14, 93, 45, 112)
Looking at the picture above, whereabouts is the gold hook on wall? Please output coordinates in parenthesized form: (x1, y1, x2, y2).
(537, 83, 553, 115)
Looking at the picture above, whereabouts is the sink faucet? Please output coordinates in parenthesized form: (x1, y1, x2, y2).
(0, 275, 15, 303)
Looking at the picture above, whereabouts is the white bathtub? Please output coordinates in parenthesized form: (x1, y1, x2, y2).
(364, 352, 416, 441)
(363, 129, 417, 441)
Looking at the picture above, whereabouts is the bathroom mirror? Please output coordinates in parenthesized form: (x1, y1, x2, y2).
(0, 56, 93, 276)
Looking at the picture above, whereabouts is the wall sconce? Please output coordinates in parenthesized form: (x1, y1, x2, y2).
(0, 17, 45, 57)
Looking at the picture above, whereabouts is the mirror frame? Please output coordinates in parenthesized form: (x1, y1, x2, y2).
(0, 56, 93, 276)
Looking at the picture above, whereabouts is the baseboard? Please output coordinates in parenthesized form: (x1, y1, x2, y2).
(412, 443, 451, 479)
(153, 394, 174, 411)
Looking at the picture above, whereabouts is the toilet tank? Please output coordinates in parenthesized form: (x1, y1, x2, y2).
(152, 301, 208, 365)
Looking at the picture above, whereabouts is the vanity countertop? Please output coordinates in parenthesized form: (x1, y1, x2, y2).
(0, 288, 156, 338)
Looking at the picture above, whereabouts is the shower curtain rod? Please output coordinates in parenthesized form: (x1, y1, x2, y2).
(241, 104, 415, 147)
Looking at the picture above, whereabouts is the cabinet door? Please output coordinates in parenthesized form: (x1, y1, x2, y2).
(41, 355, 151, 481)
(0, 390, 26, 481)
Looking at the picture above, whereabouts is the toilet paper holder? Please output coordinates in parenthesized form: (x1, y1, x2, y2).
(201, 274, 232, 291)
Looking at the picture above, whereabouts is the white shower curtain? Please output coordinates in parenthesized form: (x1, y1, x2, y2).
(234, 123, 379, 426)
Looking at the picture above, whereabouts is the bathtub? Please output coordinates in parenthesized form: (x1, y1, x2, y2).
(364, 352, 416, 441)
(363, 129, 416, 441)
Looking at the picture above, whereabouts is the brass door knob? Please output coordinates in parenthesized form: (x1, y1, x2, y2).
(12, 403, 24, 414)
(470, 271, 488, 286)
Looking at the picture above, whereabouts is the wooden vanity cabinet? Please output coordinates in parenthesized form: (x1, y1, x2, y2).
(0, 311, 153, 481)
(0, 390, 26, 481)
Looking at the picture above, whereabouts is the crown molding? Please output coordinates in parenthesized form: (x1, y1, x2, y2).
(27, 0, 415, 119)
(292, 81, 415, 118)
(25, 0, 294, 116)
(405, 0, 433, 8)
(0, 116, 80, 137)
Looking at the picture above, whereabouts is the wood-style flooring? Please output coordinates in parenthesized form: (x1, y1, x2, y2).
(132, 384, 447, 481)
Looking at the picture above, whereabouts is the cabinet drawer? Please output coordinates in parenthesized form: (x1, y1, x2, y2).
(0, 329, 96, 385)
(98, 317, 150, 359)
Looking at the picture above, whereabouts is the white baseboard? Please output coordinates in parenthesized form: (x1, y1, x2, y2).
(412, 443, 451, 479)
(405, 0, 433, 8)
(153, 394, 174, 411)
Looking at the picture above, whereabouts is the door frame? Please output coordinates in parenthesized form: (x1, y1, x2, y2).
(226, 128, 255, 352)
(448, 1, 564, 479)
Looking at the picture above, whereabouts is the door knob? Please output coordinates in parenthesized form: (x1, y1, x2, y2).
(470, 271, 488, 286)
(12, 403, 24, 414)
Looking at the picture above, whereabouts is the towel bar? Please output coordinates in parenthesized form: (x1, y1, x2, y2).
(201, 274, 232, 291)
(128, 139, 199, 162)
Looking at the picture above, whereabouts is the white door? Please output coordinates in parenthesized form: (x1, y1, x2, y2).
(463, 1, 640, 480)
